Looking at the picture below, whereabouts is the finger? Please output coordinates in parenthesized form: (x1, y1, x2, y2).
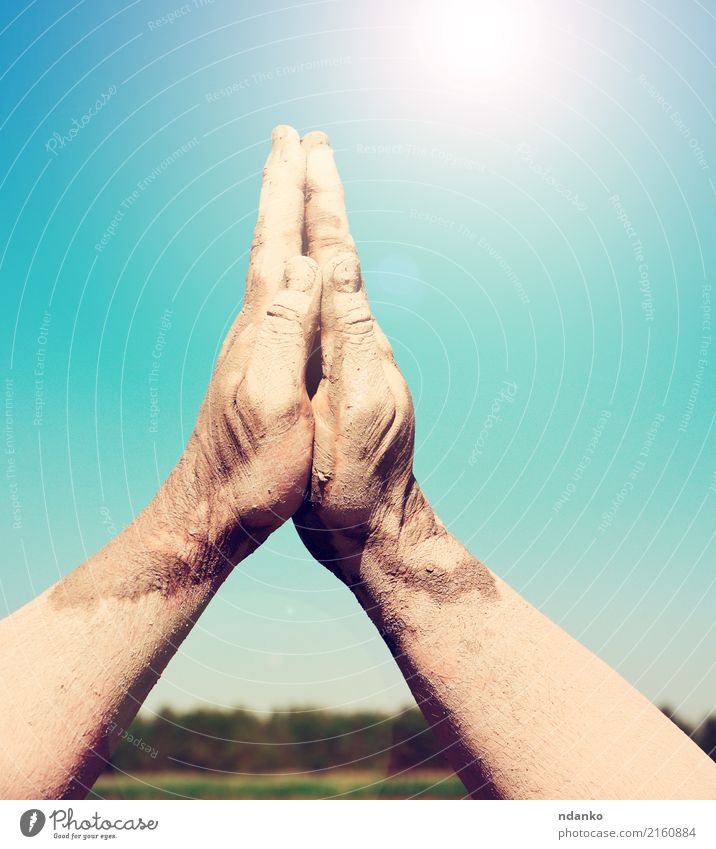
(214, 126, 305, 373)
(302, 131, 356, 270)
(301, 131, 355, 399)
(301, 132, 395, 396)
(246, 256, 322, 401)
(322, 253, 385, 400)
(302, 131, 396, 368)
(244, 124, 307, 316)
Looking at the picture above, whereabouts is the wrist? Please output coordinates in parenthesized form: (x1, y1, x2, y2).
(364, 479, 443, 577)
(142, 449, 272, 590)
(360, 481, 497, 608)
(48, 494, 232, 613)
(119, 485, 242, 600)
(140, 477, 252, 594)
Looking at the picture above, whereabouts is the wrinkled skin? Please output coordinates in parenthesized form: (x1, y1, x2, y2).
(159, 128, 426, 588)
(0, 126, 327, 799)
(4, 125, 716, 802)
(293, 132, 428, 586)
(153, 126, 321, 574)
(291, 135, 716, 802)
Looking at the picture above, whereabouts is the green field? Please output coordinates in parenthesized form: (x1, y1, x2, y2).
(91, 770, 467, 800)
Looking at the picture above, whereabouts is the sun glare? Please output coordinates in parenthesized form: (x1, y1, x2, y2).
(414, 0, 541, 84)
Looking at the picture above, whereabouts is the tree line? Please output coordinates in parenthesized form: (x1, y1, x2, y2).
(107, 705, 716, 774)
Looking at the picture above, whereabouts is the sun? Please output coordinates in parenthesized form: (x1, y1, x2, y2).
(414, 0, 541, 83)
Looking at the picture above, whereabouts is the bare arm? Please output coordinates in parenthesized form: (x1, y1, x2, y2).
(353, 489, 716, 799)
(0, 509, 229, 799)
(0, 126, 321, 799)
(294, 131, 716, 800)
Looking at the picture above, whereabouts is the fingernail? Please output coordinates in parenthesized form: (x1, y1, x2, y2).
(331, 255, 361, 293)
(302, 130, 331, 150)
(284, 257, 319, 292)
(272, 124, 299, 147)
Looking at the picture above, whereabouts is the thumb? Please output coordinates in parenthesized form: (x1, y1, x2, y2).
(250, 255, 321, 388)
(322, 253, 385, 392)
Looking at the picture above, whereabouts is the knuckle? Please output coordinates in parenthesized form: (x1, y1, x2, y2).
(336, 303, 373, 336)
(294, 255, 319, 274)
(265, 301, 305, 330)
(345, 393, 396, 438)
(235, 370, 306, 437)
(239, 369, 265, 405)
(306, 214, 350, 249)
(211, 370, 239, 408)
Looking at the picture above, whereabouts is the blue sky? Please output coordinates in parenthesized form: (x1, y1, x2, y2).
(1, 0, 714, 723)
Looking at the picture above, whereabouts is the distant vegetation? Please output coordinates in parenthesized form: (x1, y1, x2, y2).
(661, 707, 716, 760)
(106, 706, 452, 776)
(105, 704, 716, 780)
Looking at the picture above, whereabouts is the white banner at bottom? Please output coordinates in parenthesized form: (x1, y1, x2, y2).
(1, 799, 715, 848)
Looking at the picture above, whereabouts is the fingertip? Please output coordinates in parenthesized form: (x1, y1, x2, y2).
(272, 124, 299, 146)
(301, 130, 331, 151)
(284, 256, 320, 292)
(327, 253, 362, 293)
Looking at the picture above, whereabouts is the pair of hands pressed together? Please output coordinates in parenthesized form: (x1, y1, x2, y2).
(161, 124, 424, 598)
(3, 126, 716, 802)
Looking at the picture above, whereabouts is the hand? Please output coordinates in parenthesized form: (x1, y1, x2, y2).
(294, 133, 426, 587)
(148, 126, 320, 585)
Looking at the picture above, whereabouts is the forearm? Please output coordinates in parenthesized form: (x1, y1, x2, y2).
(0, 499, 233, 800)
(357, 488, 716, 799)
